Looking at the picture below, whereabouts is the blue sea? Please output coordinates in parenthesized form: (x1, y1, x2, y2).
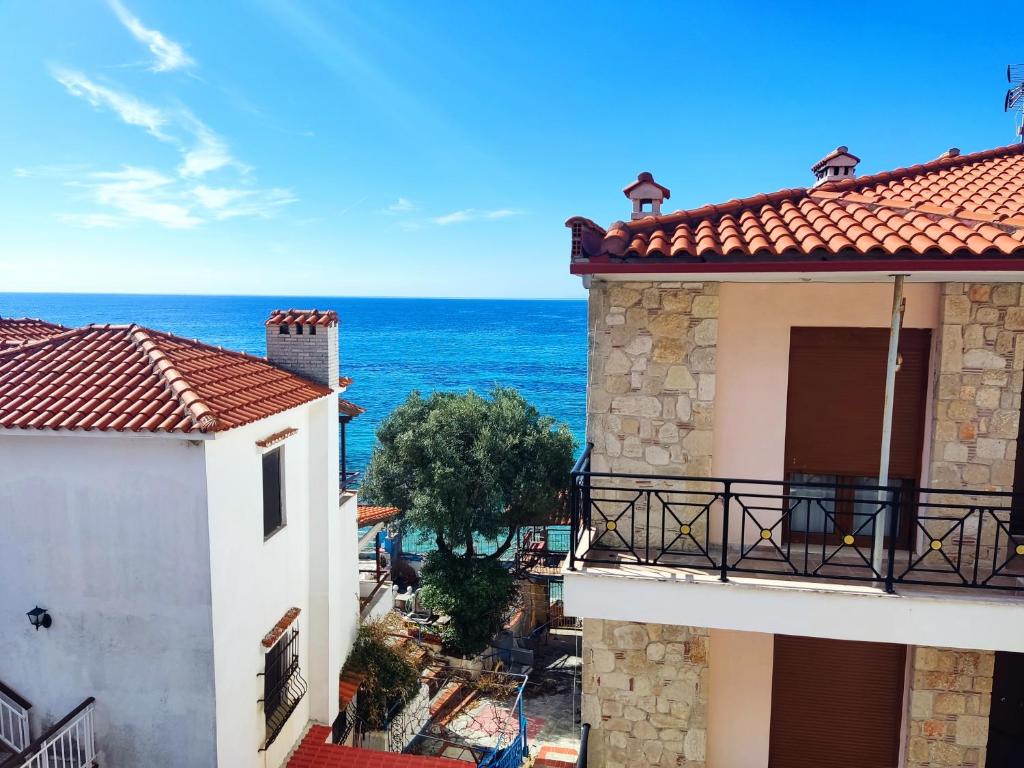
(0, 294, 588, 481)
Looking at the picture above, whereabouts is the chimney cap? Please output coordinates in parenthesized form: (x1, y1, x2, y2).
(265, 309, 339, 327)
(810, 146, 861, 174)
(623, 171, 671, 200)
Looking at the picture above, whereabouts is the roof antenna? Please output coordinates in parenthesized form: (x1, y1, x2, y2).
(1006, 64, 1024, 143)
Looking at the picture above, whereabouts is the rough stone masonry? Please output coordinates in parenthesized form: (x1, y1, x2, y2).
(581, 619, 708, 768)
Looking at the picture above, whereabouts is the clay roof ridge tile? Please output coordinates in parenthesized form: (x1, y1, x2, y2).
(128, 327, 219, 433)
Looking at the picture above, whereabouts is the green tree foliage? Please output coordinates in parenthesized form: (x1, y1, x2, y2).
(419, 554, 515, 656)
(346, 621, 420, 730)
(361, 386, 575, 655)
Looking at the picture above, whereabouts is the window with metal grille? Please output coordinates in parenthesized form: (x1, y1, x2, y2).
(260, 627, 307, 750)
(263, 448, 285, 538)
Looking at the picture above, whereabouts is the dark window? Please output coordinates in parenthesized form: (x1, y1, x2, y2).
(278, 325, 289, 335)
(1011, 428, 1024, 533)
(309, 325, 316, 335)
(263, 448, 284, 537)
(295, 324, 303, 335)
(262, 627, 306, 749)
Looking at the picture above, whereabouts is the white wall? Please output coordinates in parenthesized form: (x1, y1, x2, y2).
(0, 434, 217, 767)
(205, 396, 359, 768)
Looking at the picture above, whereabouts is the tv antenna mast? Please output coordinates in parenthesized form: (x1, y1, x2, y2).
(1006, 64, 1024, 142)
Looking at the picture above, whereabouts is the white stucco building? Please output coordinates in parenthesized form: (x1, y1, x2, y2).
(0, 309, 361, 768)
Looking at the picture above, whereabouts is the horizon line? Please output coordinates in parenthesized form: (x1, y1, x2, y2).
(0, 290, 587, 302)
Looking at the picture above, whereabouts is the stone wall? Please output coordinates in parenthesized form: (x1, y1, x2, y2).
(905, 646, 995, 768)
(928, 283, 1024, 570)
(581, 619, 708, 768)
(587, 280, 717, 477)
(931, 283, 1024, 492)
(586, 280, 718, 556)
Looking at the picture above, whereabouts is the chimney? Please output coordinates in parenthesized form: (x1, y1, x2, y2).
(624, 171, 671, 220)
(265, 309, 340, 390)
(811, 146, 860, 186)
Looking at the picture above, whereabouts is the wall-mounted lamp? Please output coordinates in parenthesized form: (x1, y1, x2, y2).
(26, 606, 52, 631)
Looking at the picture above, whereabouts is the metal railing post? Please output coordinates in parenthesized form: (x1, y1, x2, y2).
(569, 473, 578, 571)
(720, 480, 731, 582)
(884, 485, 901, 593)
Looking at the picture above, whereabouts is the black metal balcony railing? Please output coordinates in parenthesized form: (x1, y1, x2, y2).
(568, 444, 1024, 594)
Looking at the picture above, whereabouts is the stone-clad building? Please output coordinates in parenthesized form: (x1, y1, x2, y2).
(563, 143, 1024, 768)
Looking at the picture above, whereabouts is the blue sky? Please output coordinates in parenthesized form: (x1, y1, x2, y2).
(0, 2, 1020, 299)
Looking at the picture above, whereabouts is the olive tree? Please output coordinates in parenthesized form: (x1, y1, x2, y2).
(361, 386, 575, 655)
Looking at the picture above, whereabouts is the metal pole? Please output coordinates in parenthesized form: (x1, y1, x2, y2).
(873, 275, 906, 576)
(340, 416, 348, 490)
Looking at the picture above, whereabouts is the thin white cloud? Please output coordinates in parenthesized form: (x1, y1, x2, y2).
(191, 185, 251, 210)
(52, 68, 169, 140)
(108, 0, 195, 72)
(84, 167, 201, 228)
(178, 112, 242, 178)
(387, 197, 416, 213)
(432, 208, 523, 225)
(192, 185, 297, 219)
(48, 63, 296, 229)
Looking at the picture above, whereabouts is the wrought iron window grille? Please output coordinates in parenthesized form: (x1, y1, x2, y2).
(258, 627, 307, 751)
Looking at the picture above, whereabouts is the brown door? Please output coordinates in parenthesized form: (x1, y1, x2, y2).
(987, 651, 1024, 767)
(784, 327, 931, 547)
(769, 635, 906, 768)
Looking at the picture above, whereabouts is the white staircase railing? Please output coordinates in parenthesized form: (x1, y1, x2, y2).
(0, 682, 31, 753)
(13, 698, 96, 768)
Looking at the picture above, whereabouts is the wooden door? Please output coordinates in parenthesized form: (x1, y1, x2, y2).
(769, 635, 906, 768)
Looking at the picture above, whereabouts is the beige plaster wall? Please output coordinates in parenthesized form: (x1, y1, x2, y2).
(714, 281, 941, 482)
(707, 629, 774, 768)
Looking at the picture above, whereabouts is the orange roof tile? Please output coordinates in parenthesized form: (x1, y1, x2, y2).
(288, 725, 463, 767)
(266, 309, 339, 327)
(339, 398, 365, 418)
(0, 318, 68, 349)
(339, 672, 365, 709)
(568, 142, 1024, 273)
(357, 505, 401, 527)
(262, 607, 301, 649)
(0, 324, 332, 434)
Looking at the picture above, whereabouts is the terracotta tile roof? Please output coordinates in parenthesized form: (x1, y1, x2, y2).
(339, 672, 365, 709)
(266, 309, 339, 327)
(0, 324, 332, 434)
(288, 725, 463, 767)
(262, 607, 301, 649)
(0, 318, 68, 349)
(357, 505, 401, 527)
(339, 398, 365, 418)
(568, 142, 1024, 273)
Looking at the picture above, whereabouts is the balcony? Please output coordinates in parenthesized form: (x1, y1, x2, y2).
(564, 446, 1024, 651)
